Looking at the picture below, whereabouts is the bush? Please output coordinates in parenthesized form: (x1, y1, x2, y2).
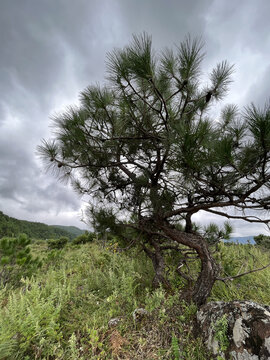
(254, 234, 270, 249)
(47, 236, 68, 250)
(72, 231, 95, 245)
(0, 234, 41, 287)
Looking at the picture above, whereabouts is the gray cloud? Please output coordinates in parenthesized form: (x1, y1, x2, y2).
(0, 0, 270, 234)
(203, 0, 270, 106)
(118, 0, 213, 46)
(244, 64, 270, 107)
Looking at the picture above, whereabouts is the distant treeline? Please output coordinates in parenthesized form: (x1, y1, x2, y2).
(0, 211, 84, 240)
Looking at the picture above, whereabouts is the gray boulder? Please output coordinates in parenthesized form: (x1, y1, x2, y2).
(108, 317, 122, 328)
(132, 308, 148, 322)
(197, 301, 270, 360)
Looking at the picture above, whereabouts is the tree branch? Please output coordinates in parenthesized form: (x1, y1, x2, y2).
(216, 262, 270, 282)
(204, 208, 270, 225)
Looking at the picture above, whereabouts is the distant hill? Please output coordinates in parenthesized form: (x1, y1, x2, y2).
(227, 236, 255, 244)
(52, 225, 85, 238)
(0, 211, 85, 240)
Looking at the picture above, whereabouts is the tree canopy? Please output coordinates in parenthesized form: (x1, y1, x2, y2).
(38, 34, 270, 306)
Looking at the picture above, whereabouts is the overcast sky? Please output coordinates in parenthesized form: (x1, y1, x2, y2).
(1, 0, 270, 236)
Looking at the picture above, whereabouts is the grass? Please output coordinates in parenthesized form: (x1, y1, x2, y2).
(210, 242, 270, 304)
(0, 240, 269, 359)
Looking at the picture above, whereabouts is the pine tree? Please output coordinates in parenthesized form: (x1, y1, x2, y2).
(38, 34, 270, 306)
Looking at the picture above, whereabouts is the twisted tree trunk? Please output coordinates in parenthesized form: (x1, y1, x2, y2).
(160, 224, 220, 306)
(192, 253, 219, 306)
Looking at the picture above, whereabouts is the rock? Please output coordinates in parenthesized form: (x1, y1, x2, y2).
(132, 308, 148, 322)
(197, 301, 270, 360)
(108, 317, 122, 328)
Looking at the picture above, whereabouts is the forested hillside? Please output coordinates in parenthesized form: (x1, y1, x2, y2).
(52, 225, 85, 238)
(0, 211, 84, 239)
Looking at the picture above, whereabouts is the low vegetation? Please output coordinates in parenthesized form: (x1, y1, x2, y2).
(0, 233, 42, 288)
(0, 233, 269, 359)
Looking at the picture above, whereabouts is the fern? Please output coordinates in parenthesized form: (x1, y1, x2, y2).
(0, 341, 17, 359)
(171, 333, 181, 360)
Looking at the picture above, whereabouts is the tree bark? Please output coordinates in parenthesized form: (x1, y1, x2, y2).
(142, 243, 171, 290)
(152, 250, 170, 289)
(192, 254, 219, 306)
(160, 224, 220, 306)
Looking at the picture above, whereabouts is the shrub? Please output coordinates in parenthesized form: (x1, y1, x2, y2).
(0, 234, 41, 287)
(254, 234, 270, 249)
(47, 236, 68, 250)
(72, 231, 95, 245)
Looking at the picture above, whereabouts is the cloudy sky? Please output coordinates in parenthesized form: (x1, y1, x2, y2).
(1, 0, 270, 236)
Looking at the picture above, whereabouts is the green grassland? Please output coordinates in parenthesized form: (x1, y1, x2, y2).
(0, 235, 269, 359)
